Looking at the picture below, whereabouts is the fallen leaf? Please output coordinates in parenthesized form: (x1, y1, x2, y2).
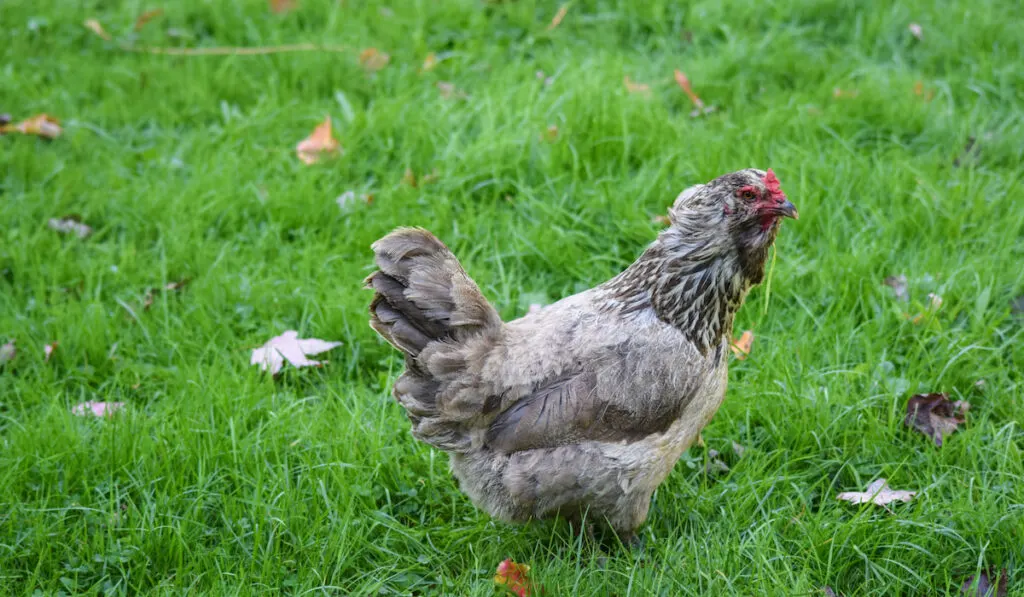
(402, 168, 438, 188)
(546, 4, 569, 31)
(913, 80, 935, 102)
(624, 76, 652, 97)
(48, 215, 93, 238)
(0, 340, 15, 366)
(883, 275, 909, 302)
(836, 479, 916, 508)
(908, 22, 923, 40)
(731, 441, 745, 458)
(83, 18, 111, 40)
(143, 278, 191, 310)
(832, 87, 859, 99)
(250, 330, 342, 375)
(437, 81, 467, 100)
(165, 278, 191, 292)
(0, 113, 62, 139)
(673, 70, 715, 117)
(419, 170, 440, 185)
(295, 117, 341, 165)
(961, 568, 1009, 597)
(44, 342, 58, 363)
(541, 124, 559, 142)
(421, 52, 439, 72)
(494, 559, 532, 597)
(336, 191, 373, 210)
(358, 48, 390, 72)
(705, 449, 729, 475)
(904, 393, 969, 447)
(72, 401, 125, 417)
(134, 8, 164, 31)
(269, 0, 297, 13)
(729, 330, 753, 360)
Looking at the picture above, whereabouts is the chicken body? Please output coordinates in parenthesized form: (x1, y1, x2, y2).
(367, 169, 797, 539)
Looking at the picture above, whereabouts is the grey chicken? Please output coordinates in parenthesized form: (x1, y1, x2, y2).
(366, 168, 797, 542)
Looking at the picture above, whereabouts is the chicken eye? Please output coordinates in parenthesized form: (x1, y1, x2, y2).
(738, 189, 756, 200)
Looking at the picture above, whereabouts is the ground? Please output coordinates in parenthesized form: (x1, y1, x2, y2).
(2, 0, 1023, 595)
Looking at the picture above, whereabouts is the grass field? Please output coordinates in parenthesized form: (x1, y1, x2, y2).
(2, 0, 1023, 594)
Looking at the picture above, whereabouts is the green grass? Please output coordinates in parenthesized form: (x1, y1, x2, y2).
(2, 0, 1023, 594)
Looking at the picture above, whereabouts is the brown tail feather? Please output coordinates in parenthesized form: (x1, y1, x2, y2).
(366, 227, 502, 453)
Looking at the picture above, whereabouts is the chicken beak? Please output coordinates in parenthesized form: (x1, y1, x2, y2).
(774, 200, 799, 220)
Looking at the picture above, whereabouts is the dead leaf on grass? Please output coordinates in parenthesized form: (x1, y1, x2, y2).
(960, 568, 1009, 597)
(296, 116, 341, 165)
(832, 87, 859, 99)
(729, 330, 753, 360)
(143, 278, 191, 310)
(883, 275, 909, 302)
(836, 479, 915, 508)
(904, 392, 969, 447)
(494, 559, 533, 597)
(72, 401, 125, 417)
(674, 70, 715, 117)
(0, 340, 15, 366)
(336, 190, 373, 210)
(358, 48, 390, 72)
(913, 80, 935, 102)
(624, 76, 651, 97)
(546, 4, 569, 31)
(134, 8, 164, 31)
(402, 168, 439, 188)
(908, 23, 923, 40)
(421, 52, 439, 72)
(250, 330, 342, 375)
(0, 113, 62, 139)
(541, 124, 559, 142)
(83, 18, 112, 40)
(437, 81, 467, 100)
(269, 0, 297, 14)
(48, 215, 93, 238)
(44, 342, 58, 363)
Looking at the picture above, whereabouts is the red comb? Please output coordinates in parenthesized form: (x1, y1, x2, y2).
(763, 168, 785, 201)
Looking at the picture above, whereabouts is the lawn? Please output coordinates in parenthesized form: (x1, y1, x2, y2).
(2, 0, 1023, 594)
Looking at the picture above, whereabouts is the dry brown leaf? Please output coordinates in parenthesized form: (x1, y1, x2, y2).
(269, 0, 297, 14)
(72, 401, 125, 417)
(44, 342, 58, 363)
(0, 114, 62, 139)
(437, 81, 467, 100)
(961, 568, 1009, 597)
(673, 69, 715, 117)
(651, 214, 671, 226)
(729, 330, 754, 360)
(165, 278, 191, 292)
(908, 22, 923, 40)
(624, 76, 651, 97)
(494, 559, 532, 597)
(832, 87, 859, 99)
(48, 215, 93, 238)
(84, 18, 112, 40)
(134, 8, 164, 31)
(541, 124, 559, 142)
(836, 479, 915, 508)
(0, 340, 15, 366)
(295, 117, 341, 165)
(358, 48, 390, 72)
(546, 4, 569, 31)
(904, 393, 968, 447)
(913, 81, 935, 102)
(883, 275, 909, 302)
(250, 330, 342, 375)
(421, 52, 439, 72)
(402, 168, 438, 187)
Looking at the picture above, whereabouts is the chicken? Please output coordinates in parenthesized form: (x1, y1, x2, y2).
(366, 168, 797, 542)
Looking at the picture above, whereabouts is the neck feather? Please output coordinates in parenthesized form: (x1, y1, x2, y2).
(600, 228, 761, 353)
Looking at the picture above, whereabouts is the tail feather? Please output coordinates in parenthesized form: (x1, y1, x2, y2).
(367, 227, 502, 453)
